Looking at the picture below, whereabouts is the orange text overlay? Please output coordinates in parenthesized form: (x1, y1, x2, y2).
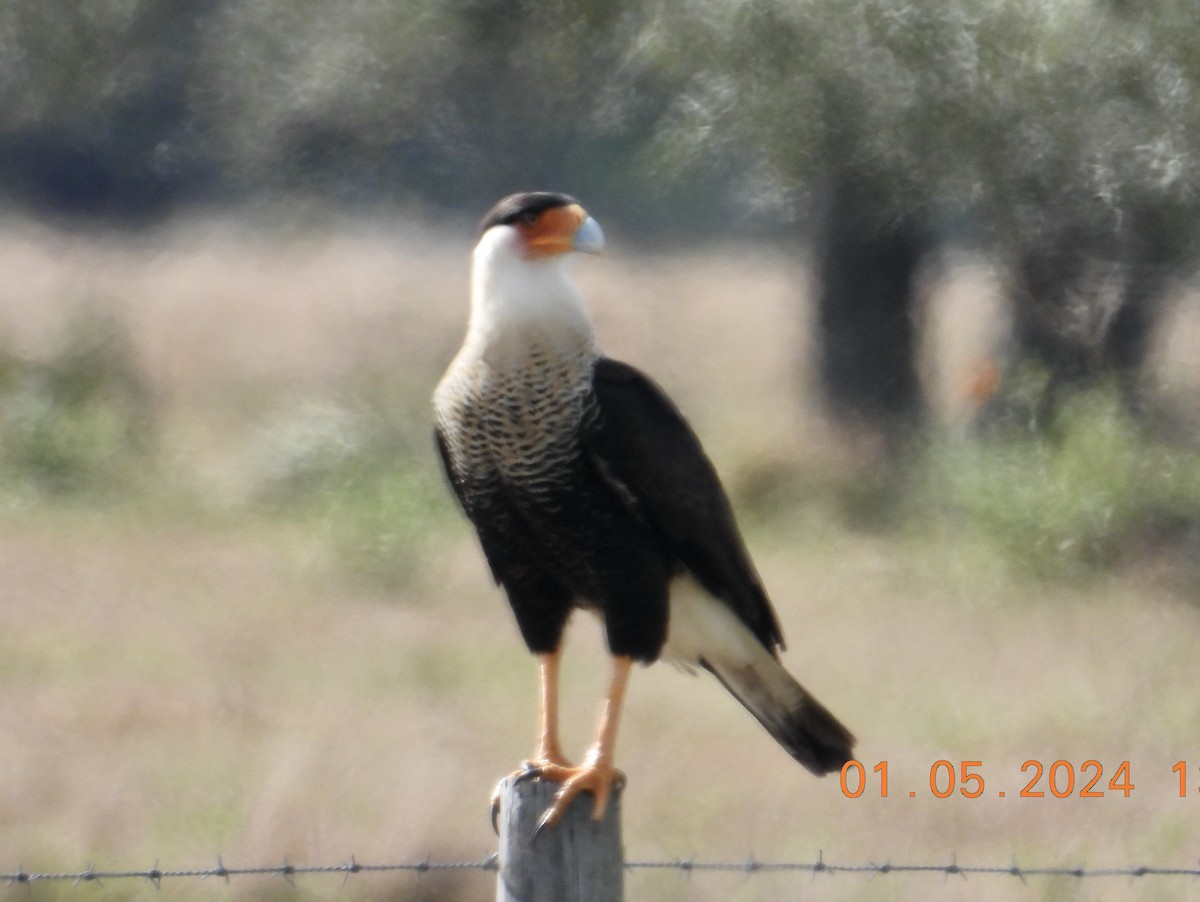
(840, 760, 1200, 800)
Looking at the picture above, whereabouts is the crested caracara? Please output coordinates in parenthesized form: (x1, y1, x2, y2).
(434, 192, 854, 830)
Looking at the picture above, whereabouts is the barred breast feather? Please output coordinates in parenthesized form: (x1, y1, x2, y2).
(433, 332, 601, 527)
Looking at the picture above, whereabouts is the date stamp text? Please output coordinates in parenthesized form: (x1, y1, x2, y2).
(839, 760, 1198, 799)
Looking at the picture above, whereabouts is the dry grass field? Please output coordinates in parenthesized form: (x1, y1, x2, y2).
(0, 210, 1198, 901)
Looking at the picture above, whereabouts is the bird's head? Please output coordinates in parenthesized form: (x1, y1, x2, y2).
(476, 192, 605, 263)
(467, 193, 605, 353)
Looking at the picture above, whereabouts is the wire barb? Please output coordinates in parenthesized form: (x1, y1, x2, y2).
(341, 854, 360, 887)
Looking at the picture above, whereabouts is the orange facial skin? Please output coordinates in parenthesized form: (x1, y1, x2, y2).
(518, 203, 588, 258)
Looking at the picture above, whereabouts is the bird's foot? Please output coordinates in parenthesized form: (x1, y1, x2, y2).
(490, 755, 575, 834)
(489, 756, 625, 836)
(526, 754, 626, 837)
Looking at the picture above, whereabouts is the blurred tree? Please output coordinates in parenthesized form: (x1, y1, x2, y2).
(2, 0, 1197, 425)
(648, 1, 990, 435)
(0, 0, 224, 219)
(976, 0, 1200, 426)
(196, 0, 714, 231)
(649, 0, 1200, 437)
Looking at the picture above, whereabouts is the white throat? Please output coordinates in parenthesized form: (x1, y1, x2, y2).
(464, 227, 596, 363)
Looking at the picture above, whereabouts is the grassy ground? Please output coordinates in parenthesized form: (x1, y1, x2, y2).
(0, 211, 1198, 901)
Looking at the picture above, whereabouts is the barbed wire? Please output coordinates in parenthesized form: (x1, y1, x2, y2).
(626, 854, 1200, 881)
(0, 856, 500, 889)
(4, 853, 1200, 888)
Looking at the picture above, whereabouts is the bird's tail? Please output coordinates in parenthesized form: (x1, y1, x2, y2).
(703, 650, 855, 776)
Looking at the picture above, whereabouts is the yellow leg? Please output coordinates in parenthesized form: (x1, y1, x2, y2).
(491, 651, 573, 832)
(533, 651, 571, 768)
(536, 655, 631, 829)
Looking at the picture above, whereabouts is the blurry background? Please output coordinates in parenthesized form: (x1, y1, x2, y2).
(1, 1, 1199, 900)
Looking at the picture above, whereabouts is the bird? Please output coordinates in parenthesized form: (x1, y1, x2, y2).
(433, 191, 854, 830)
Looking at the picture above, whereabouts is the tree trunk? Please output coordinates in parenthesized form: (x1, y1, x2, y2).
(812, 176, 928, 440)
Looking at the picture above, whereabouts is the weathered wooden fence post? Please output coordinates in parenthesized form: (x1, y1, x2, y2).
(494, 775, 624, 902)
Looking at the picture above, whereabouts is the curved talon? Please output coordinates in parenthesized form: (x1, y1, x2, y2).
(489, 781, 505, 835)
(512, 761, 544, 787)
(535, 760, 626, 833)
(523, 762, 577, 784)
(490, 765, 532, 834)
(491, 757, 576, 834)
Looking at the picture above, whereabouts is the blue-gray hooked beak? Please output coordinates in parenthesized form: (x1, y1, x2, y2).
(573, 215, 605, 255)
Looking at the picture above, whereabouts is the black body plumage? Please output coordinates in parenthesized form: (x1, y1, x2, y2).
(435, 344, 788, 664)
(435, 346, 669, 661)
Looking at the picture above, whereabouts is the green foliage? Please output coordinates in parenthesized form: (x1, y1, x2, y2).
(0, 1, 158, 126)
(912, 380, 1200, 577)
(4, 0, 1198, 244)
(0, 311, 156, 502)
(653, 0, 1200, 247)
(0, 309, 453, 591)
(242, 393, 454, 591)
(314, 462, 452, 592)
(195, 0, 688, 217)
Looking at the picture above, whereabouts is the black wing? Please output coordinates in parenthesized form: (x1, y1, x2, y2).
(584, 357, 785, 651)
